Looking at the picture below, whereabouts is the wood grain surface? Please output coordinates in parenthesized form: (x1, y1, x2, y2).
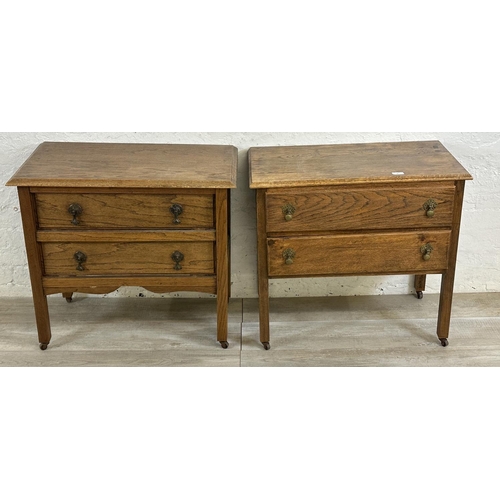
(267, 231, 451, 277)
(256, 189, 270, 344)
(18, 187, 52, 345)
(7, 142, 238, 188)
(42, 276, 217, 295)
(437, 180, 467, 340)
(266, 184, 455, 232)
(215, 189, 229, 343)
(36, 192, 214, 229)
(37, 230, 216, 242)
(249, 141, 473, 188)
(42, 241, 215, 276)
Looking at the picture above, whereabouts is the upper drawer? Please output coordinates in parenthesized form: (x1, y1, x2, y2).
(266, 184, 455, 232)
(35, 192, 214, 229)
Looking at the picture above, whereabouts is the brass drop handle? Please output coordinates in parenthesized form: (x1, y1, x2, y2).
(170, 204, 183, 224)
(68, 203, 83, 225)
(283, 248, 296, 265)
(421, 243, 433, 261)
(74, 251, 87, 271)
(172, 250, 184, 270)
(423, 199, 437, 218)
(282, 203, 296, 222)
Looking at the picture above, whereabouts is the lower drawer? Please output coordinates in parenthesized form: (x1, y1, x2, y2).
(267, 230, 450, 277)
(42, 241, 214, 276)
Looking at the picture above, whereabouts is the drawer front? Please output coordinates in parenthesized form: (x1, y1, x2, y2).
(266, 185, 455, 232)
(42, 241, 214, 276)
(36, 193, 214, 229)
(267, 231, 450, 277)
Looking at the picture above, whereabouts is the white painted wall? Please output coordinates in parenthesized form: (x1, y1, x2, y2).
(1, 132, 498, 298)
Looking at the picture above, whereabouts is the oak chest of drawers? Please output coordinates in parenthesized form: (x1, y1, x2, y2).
(7, 142, 237, 349)
(249, 141, 473, 350)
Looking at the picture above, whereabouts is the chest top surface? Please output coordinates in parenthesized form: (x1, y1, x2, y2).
(249, 141, 472, 189)
(7, 142, 238, 189)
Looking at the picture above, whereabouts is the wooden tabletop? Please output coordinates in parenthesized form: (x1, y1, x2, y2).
(7, 142, 238, 189)
(249, 141, 473, 188)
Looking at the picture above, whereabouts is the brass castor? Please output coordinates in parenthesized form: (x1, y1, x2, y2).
(262, 342, 271, 350)
(220, 341, 229, 349)
(416, 291, 424, 299)
(39, 343, 48, 351)
(439, 338, 449, 347)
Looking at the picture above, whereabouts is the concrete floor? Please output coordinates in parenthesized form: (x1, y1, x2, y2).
(1, 293, 499, 366)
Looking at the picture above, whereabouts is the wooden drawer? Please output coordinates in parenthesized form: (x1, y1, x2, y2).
(42, 241, 215, 276)
(266, 185, 455, 232)
(267, 230, 451, 277)
(35, 192, 214, 229)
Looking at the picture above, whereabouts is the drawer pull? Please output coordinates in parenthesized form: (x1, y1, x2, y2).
(282, 203, 296, 222)
(283, 248, 296, 265)
(73, 251, 87, 271)
(171, 250, 184, 270)
(68, 203, 83, 225)
(170, 204, 183, 224)
(423, 199, 437, 218)
(420, 243, 433, 261)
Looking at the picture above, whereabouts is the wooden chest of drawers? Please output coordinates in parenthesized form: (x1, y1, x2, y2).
(249, 141, 473, 350)
(7, 142, 237, 349)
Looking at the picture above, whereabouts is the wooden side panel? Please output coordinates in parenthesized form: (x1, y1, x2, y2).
(256, 189, 270, 344)
(215, 189, 229, 343)
(17, 187, 51, 345)
(42, 276, 217, 295)
(42, 241, 215, 276)
(36, 192, 214, 229)
(266, 185, 455, 232)
(437, 180, 467, 340)
(414, 274, 427, 292)
(268, 231, 451, 277)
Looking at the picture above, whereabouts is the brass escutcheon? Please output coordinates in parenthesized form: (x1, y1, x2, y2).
(68, 203, 83, 225)
(74, 251, 87, 271)
(170, 204, 183, 224)
(423, 199, 437, 218)
(282, 203, 296, 222)
(283, 248, 296, 265)
(171, 250, 184, 270)
(420, 243, 433, 261)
